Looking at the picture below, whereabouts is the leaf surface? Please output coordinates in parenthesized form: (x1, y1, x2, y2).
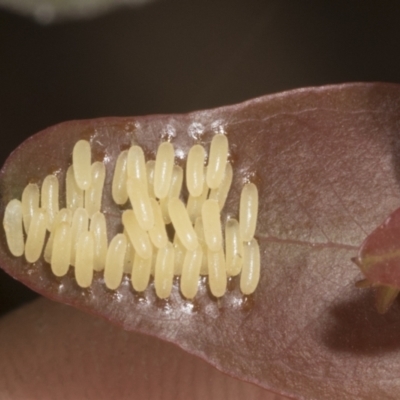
(355, 207, 400, 286)
(2, 83, 400, 399)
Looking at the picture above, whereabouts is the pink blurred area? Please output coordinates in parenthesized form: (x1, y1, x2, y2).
(0, 298, 291, 400)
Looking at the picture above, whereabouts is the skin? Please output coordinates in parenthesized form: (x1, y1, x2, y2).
(0, 298, 289, 400)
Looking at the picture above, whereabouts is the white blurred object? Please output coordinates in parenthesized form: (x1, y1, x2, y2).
(0, 0, 157, 24)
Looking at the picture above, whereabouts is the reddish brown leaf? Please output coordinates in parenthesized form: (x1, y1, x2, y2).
(355, 207, 400, 287)
(2, 83, 400, 399)
(352, 206, 400, 314)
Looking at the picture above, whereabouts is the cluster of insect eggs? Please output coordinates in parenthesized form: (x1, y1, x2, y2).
(3, 133, 260, 300)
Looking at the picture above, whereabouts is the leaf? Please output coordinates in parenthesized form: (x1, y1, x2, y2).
(352, 207, 400, 313)
(354, 207, 400, 286)
(2, 82, 400, 399)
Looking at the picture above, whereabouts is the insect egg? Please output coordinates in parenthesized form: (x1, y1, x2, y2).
(159, 164, 183, 224)
(104, 233, 127, 290)
(154, 141, 175, 199)
(180, 246, 203, 299)
(173, 235, 186, 276)
(66, 165, 84, 211)
(41, 174, 59, 230)
(154, 242, 175, 299)
(126, 177, 154, 231)
(145, 160, 156, 198)
(89, 211, 108, 272)
(122, 209, 152, 260)
(201, 199, 223, 252)
(3, 131, 261, 300)
(206, 133, 228, 189)
(72, 139, 92, 190)
(194, 216, 208, 275)
(122, 231, 135, 274)
(240, 238, 260, 295)
(168, 197, 199, 252)
(85, 162, 106, 218)
(24, 209, 47, 263)
(186, 167, 209, 224)
(225, 218, 243, 277)
(74, 231, 94, 288)
(239, 182, 258, 242)
(111, 150, 129, 205)
(44, 208, 72, 263)
(207, 247, 227, 298)
(131, 247, 152, 292)
(21, 183, 39, 233)
(148, 198, 168, 249)
(69, 207, 89, 267)
(127, 145, 147, 187)
(51, 221, 72, 277)
(208, 162, 233, 211)
(186, 144, 206, 197)
(3, 199, 24, 257)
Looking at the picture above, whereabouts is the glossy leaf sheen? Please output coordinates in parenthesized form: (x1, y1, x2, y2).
(2, 83, 400, 400)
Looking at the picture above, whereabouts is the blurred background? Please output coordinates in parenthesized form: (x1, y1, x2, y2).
(1, 0, 400, 315)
